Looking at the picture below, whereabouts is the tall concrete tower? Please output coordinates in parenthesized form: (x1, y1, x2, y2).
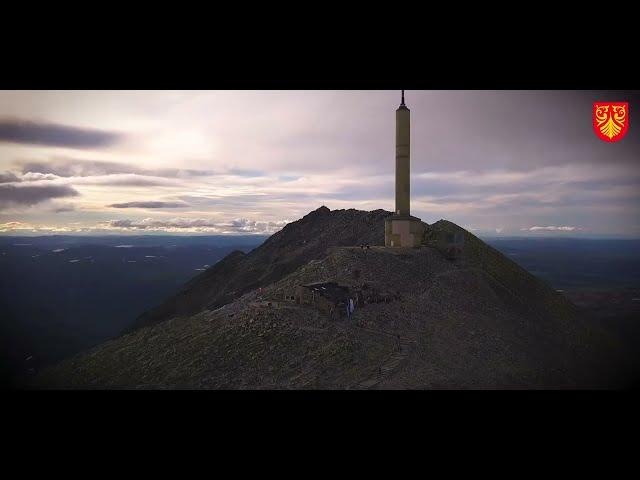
(385, 90, 425, 248)
(395, 90, 411, 216)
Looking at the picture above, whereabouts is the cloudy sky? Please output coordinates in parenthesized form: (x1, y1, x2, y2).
(0, 90, 638, 236)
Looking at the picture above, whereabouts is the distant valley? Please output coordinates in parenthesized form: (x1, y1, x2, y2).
(0, 235, 266, 386)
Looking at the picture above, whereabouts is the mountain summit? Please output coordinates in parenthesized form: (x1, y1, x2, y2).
(36, 208, 629, 389)
(132, 207, 393, 331)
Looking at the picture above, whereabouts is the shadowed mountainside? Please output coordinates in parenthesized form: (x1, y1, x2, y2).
(132, 206, 392, 331)
(35, 208, 635, 389)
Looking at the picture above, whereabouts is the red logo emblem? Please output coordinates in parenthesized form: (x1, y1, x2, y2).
(593, 102, 629, 142)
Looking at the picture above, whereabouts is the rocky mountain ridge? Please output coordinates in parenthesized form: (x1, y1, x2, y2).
(132, 206, 392, 331)
(35, 207, 633, 389)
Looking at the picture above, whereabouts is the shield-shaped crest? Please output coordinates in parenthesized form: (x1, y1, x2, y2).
(593, 102, 629, 142)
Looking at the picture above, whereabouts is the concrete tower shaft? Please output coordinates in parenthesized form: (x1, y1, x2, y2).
(385, 90, 424, 248)
(395, 96, 410, 216)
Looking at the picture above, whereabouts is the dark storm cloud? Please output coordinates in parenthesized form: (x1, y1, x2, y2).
(0, 183, 78, 208)
(20, 158, 213, 178)
(0, 119, 123, 149)
(0, 171, 20, 183)
(108, 201, 189, 209)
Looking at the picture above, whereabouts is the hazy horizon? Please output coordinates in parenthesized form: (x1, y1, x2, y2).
(2, 227, 640, 240)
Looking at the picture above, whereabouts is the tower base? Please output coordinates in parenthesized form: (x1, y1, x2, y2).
(384, 215, 425, 248)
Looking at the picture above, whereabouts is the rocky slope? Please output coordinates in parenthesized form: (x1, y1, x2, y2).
(34, 209, 634, 389)
(132, 206, 392, 331)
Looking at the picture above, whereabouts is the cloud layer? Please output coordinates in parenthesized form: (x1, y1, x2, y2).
(20, 158, 212, 178)
(108, 201, 189, 209)
(0, 119, 123, 148)
(105, 217, 289, 234)
(522, 226, 579, 232)
(0, 171, 20, 183)
(0, 90, 638, 237)
(0, 183, 78, 208)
